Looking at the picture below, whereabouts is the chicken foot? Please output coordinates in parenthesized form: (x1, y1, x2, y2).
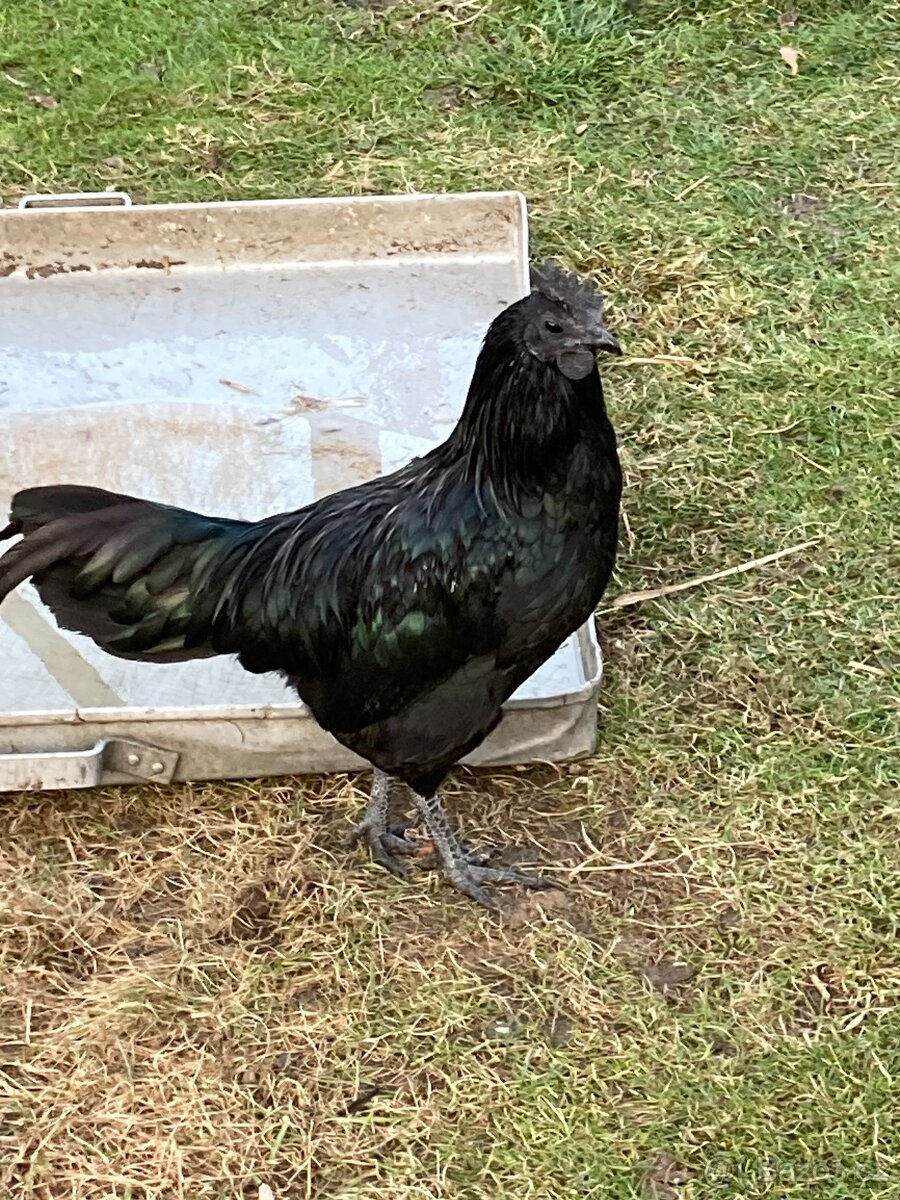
(349, 770, 559, 908)
(346, 768, 421, 879)
(412, 793, 559, 911)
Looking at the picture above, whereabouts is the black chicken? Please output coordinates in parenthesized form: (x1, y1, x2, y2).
(0, 261, 622, 908)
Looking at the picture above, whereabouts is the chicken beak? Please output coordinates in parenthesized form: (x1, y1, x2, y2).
(594, 329, 622, 357)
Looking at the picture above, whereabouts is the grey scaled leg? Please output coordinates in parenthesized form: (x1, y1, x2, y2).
(347, 769, 420, 879)
(412, 792, 559, 910)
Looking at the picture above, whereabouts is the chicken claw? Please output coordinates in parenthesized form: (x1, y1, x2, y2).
(347, 769, 421, 879)
(412, 793, 560, 911)
(349, 771, 559, 905)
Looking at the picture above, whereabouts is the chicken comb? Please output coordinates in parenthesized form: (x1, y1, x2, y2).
(529, 259, 603, 315)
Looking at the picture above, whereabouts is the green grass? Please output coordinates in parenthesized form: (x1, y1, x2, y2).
(1, 1, 899, 1197)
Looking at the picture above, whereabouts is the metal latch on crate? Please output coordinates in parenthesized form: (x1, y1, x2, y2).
(0, 739, 179, 791)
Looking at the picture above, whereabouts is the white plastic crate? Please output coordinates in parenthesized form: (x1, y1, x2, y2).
(0, 190, 601, 790)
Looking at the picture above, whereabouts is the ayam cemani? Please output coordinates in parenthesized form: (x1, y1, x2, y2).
(0, 261, 623, 909)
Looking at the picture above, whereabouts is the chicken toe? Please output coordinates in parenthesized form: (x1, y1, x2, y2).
(412, 793, 559, 909)
(347, 769, 421, 879)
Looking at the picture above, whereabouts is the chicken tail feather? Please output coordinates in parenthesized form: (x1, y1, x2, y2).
(0, 485, 251, 663)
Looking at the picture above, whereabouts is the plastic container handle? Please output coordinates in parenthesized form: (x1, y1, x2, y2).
(18, 191, 133, 211)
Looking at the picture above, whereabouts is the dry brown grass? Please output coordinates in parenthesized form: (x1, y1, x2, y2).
(2, 754, 896, 1197)
(0, 770, 691, 1198)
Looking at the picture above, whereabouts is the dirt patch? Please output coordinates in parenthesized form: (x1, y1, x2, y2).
(543, 1013, 575, 1046)
(791, 963, 856, 1030)
(134, 257, 186, 270)
(639, 1150, 694, 1199)
(220, 881, 282, 945)
(25, 261, 68, 279)
(778, 192, 828, 220)
(424, 85, 467, 111)
(501, 884, 581, 928)
(639, 959, 696, 997)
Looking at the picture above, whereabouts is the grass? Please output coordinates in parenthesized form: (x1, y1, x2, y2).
(1, 0, 899, 1196)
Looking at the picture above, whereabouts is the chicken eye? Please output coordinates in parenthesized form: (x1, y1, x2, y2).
(544, 319, 564, 334)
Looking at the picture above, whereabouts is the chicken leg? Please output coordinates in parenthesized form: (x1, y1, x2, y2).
(349, 770, 558, 908)
(346, 768, 421, 878)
